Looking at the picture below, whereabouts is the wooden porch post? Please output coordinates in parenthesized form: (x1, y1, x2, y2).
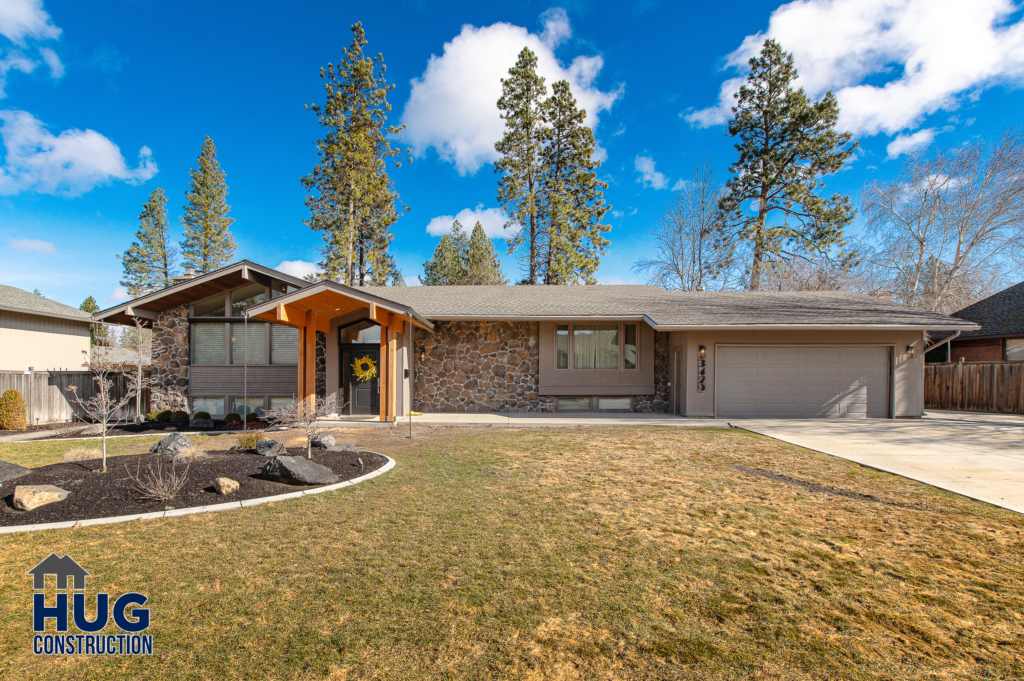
(388, 317, 398, 420)
(298, 310, 316, 412)
(379, 314, 389, 422)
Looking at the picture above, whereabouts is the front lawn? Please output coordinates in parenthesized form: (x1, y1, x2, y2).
(1, 427, 1021, 680)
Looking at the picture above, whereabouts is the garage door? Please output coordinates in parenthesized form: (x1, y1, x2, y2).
(716, 346, 890, 418)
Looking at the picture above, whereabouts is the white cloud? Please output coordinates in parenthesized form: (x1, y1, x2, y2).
(9, 237, 54, 252)
(634, 155, 668, 190)
(685, 0, 1024, 138)
(672, 179, 687, 191)
(0, 0, 60, 45)
(426, 204, 513, 238)
(275, 259, 319, 280)
(38, 46, 61, 77)
(0, 51, 36, 96)
(0, 110, 157, 196)
(886, 128, 937, 159)
(401, 11, 621, 175)
(106, 285, 130, 304)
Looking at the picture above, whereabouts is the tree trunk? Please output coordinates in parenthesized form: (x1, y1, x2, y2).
(347, 197, 355, 287)
(528, 174, 537, 285)
(749, 198, 768, 291)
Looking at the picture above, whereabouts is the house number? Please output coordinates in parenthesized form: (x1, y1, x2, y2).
(697, 357, 706, 393)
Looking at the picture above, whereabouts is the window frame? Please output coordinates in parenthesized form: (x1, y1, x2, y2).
(188, 282, 301, 367)
(553, 321, 640, 372)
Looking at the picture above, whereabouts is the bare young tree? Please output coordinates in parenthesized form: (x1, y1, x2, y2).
(633, 157, 733, 290)
(126, 317, 152, 424)
(863, 129, 1024, 313)
(66, 351, 148, 472)
(263, 394, 338, 460)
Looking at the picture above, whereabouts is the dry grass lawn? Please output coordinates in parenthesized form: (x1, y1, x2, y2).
(0, 426, 1021, 680)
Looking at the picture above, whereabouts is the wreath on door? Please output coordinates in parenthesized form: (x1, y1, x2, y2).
(351, 355, 378, 383)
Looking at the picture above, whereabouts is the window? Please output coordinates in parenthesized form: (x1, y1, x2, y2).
(557, 397, 591, 411)
(598, 396, 632, 411)
(271, 280, 299, 299)
(573, 324, 619, 370)
(556, 324, 569, 369)
(231, 282, 267, 316)
(191, 397, 225, 417)
(192, 324, 226, 365)
(623, 324, 637, 370)
(1007, 339, 1024, 362)
(339, 320, 381, 344)
(231, 323, 266, 365)
(271, 325, 298, 364)
(230, 397, 264, 417)
(270, 397, 297, 411)
(193, 293, 226, 317)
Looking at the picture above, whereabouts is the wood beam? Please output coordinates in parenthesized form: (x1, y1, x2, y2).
(125, 306, 158, 320)
(316, 317, 330, 335)
(388, 314, 398, 419)
(296, 325, 306, 407)
(379, 321, 388, 422)
(304, 310, 316, 411)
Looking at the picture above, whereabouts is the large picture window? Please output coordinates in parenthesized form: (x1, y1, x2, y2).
(556, 322, 639, 371)
(231, 323, 266, 365)
(192, 324, 226, 365)
(271, 325, 298, 364)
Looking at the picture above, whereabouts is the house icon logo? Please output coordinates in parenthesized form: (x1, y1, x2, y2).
(28, 554, 90, 591)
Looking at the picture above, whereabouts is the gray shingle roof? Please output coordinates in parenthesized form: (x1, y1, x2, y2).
(357, 285, 974, 329)
(951, 281, 1024, 337)
(0, 285, 92, 322)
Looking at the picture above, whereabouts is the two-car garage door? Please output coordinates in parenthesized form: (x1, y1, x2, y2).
(716, 346, 890, 418)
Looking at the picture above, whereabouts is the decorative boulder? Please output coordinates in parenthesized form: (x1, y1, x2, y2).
(189, 419, 214, 430)
(149, 433, 193, 456)
(261, 456, 338, 486)
(311, 434, 335, 449)
(327, 443, 359, 454)
(14, 485, 70, 511)
(255, 439, 286, 457)
(0, 458, 31, 483)
(213, 477, 239, 495)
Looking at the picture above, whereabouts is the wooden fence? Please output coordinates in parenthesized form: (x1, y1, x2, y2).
(0, 370, 150, 425)
(924, 361, 1024, 414)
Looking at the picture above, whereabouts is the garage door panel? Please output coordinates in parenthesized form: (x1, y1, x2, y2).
(717, 345, 889, 419)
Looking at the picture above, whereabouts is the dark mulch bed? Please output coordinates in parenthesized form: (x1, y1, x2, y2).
(0, 447, 386, 527)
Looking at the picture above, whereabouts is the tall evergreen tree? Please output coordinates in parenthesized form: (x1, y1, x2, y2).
(180, 137, 236, 273)
(421, 220, 469, 286)
(495, 47, 546, 285)
(719, 39, 857, 291)
(119, 188, 177, 295)
(465, 222, 509, 285)
(538, 80, 611, 284)
(302, 22, 408, 287)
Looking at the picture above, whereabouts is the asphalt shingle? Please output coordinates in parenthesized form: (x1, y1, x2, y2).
(951, 281, 1024, 337)
(0, 285, 92, 322)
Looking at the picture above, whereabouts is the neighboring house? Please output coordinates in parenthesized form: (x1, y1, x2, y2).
(94, 260, 976, 420)
(0, 284, 92, 371)
(926, 281, 1024, 363)
(92, 345, 153, 369)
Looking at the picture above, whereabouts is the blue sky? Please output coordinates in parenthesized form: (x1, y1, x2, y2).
(2, 0, 1024, 309)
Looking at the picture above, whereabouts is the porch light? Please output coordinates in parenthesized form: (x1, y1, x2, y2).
(420, 350, 425, 362)
(698, 345, 706, 359)
(907, 344, 915, 359)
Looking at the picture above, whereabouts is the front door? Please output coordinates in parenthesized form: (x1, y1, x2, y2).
(340, 345, 380, 415)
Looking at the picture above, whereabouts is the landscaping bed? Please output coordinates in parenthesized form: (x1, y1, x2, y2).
(0, 447, 385, 527)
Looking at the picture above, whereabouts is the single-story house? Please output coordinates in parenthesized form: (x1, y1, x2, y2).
(93, 260, 977, 420)
(926, 281, 1023, 363)
(0, 284, 92, 371)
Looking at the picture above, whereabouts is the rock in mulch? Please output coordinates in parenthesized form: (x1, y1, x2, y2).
(189, 419, 214, 430)
(261, 456, 338, 486)
(311, 434, 335, 449)
(14, 485, 70, 511)
(213, 477, 239, 495)
(0, 459, 31, 484)
(149, 433, 193, 456)
(326, 443, 359, 454)
(255, 439, 286, 457)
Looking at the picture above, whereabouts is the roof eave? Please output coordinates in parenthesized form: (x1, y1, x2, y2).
(246, 282, 435, 331)
(0, 304, 93, 324)
(643, 320, 982, 331)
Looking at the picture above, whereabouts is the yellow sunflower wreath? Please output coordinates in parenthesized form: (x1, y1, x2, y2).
(351, 355, 378, 383)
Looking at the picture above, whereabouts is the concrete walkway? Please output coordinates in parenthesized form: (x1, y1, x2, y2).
(730, 411, 1024, 514)
(404, 413, 730, 428)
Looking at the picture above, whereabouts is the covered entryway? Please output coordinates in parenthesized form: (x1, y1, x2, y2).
(716, 345, 890, 418)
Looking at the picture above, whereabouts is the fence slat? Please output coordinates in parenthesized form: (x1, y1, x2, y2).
(0, 370, 151, 425)
(925, 362, 1024, 414)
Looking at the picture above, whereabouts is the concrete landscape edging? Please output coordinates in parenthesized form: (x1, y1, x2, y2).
(0, 454, 395, 535)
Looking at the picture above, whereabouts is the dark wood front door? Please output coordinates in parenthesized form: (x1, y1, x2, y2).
(341, 345, 379, 416)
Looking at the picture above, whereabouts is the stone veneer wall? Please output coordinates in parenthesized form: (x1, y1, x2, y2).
(633, 331, 670, 413)
(315, 331, 326, 398)
(413, 321, 554, 413)
(150, 305, 189, 410)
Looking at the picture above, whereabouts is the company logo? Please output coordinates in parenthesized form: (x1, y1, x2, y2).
(28, 553, 152, 656)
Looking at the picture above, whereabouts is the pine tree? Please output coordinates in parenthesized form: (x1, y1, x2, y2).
(421, 220, 469, 285)
(719, 39, 857, 291)
(80, 296, 111, 347)
(465, 222, 508, 285)
(302, 22, 408, 287)
(495, 47, 547, 285)
(538, 80, 611, 284)
(119, 188, 177, 295)
(180, 137, 236, 273)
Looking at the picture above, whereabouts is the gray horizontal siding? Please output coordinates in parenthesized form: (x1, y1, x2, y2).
(189, 365, 297, 397)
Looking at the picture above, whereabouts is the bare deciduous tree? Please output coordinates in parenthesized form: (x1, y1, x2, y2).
(863, 129, 1024, 313)
(66, 351, 148, 472)
(263, 394, 338, 460)
(633, 158, 733, 291)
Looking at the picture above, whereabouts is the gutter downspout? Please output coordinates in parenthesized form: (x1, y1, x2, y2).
(924, 330, 961, 361)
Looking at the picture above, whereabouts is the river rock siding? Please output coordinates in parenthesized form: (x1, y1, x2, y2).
(413, 321, 555, 413)
(634, 331, 670, 413)
(315, 331, 327, 398)
(151, 305, 189, 410)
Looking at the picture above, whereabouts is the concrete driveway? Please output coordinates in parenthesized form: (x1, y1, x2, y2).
(730, 410, 1024, 514)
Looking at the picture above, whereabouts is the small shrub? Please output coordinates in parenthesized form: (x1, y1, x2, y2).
(169, 410, 189, 425)
(193, 411, 211, 420)
(126, 458, 189, 501)
(0, 389, 28, 430)
(223, 412, 242, 425)
(155, 410, 173, 423)
(53, 420, 84, 439)
(63, 447, 101, 462)
(172, 445, 207, 465)
(233, 430, 266, 450)
(146, 409, 167, 422)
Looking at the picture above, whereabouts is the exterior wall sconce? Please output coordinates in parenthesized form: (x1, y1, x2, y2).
(419, 350, 425, 362)
(697, 346, 707, 392)
(907, 344, 915, 359)
(698, 345, 706, 359)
